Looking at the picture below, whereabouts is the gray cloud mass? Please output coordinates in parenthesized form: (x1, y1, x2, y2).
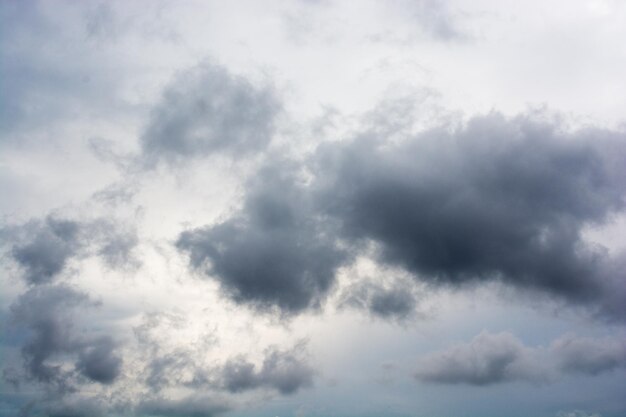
(339, 279, 418, 321)
(177, 162, 348, 314)
(10, 217, 82, 285)
(9, 284, 123, 391)
(178, 112, 626, 320)
(6, 214, 140, 285)
(140, 63, 280, 166)
(220, 345, 314, 395)
(415, 331, 626, 386)
(314, 113, 626, 319)
(552, 334, 626, 376)
(2, 1, 626, 415)
(414, 331, 542, 385)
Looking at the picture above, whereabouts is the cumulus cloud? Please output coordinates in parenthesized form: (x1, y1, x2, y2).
(177, 111, 626, 319)
(140, 63, 280, 166)
(415, 331, 626, 386)
(5, 214, 140, 284)
(552, 334, 626, 376)
(414, 331, 544, 385)
(314, 113, 626, 320)
(9, 284, 123, 390)
(75, 336, 123, 384)
(177, 161, 347, 314)
(10, 217, 82, 285)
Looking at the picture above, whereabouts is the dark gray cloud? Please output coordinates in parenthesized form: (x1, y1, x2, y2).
(10, 284, 92, 388)
(314, 113, 626, 320)
(140, 63, 280, 166)
(414, 331, 542, 385)
(136, 395, 229, 417)
(552, 334, 626, 376)
(177, 162, 347, 314)
(176, 112, 626, 318)
(10, 217, 81, 285)
(75, 336, 122, 385)
(339, 279, 418, 321)
(9, 284, 123, 391)
(5, 215, 140, 284)
(220, 345, 314, 395)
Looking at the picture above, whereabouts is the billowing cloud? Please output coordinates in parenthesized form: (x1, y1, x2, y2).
(177, 111, 626, 319)
(140, 63, 280, 166)
(414, 331, 544, 385)
(10, 217, 82, 285)
(75, 336, 123, 384)
(9, 284, 123, 390)
(177, 162, 347, 314)
(3, 1, 626, 416)
(314, 113, 626, 320)
(10, 284, 92, 388)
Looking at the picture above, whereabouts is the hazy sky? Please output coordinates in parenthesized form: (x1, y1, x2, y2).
(1, 1, 626, 417)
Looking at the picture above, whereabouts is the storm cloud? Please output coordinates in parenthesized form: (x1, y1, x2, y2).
(314, 113, 626, 319)
(75, 336, 123, 384)
(9, 284, 123, 390)
(140, 63, 280, 166)
(177, 162, 347, 314)
(177, 112, 626, 319)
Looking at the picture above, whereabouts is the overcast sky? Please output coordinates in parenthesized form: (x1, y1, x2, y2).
(1, 1, 626, 417)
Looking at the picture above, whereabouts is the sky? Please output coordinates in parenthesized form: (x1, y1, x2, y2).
(1, 1, 626, 417)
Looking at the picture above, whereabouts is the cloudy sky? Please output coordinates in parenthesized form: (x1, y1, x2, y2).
(1, 1, 626, 416)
